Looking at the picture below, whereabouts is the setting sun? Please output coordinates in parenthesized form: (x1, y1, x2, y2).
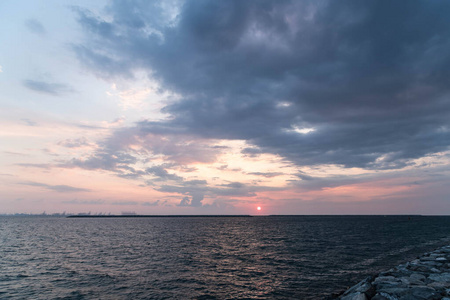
(257, 206, 261, 211)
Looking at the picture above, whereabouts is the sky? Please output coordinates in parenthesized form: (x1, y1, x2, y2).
(1, 0, 450, 215)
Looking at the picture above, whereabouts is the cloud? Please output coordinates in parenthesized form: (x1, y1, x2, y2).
(248, 172, 284, 178)
(62, 199, 104, 205)
(58, 137, 91, 148)
(111, 201, 139, 205)
(241, 148, 264, 158)
(21, 118, 37, 126)
(159, 179, 281, 207)
(63, 123, 226, 178)
(73, 0, 450, 170)
(142, 200, 160, 206)
(25, 19, 46, 35)
(16, 163, 52, 169)
(19, 181, 91, 193)
(146, 165, 183, 182)
(23, 79, 74, 96)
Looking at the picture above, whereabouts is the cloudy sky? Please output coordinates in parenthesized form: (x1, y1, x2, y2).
(1, 0, 450, 215)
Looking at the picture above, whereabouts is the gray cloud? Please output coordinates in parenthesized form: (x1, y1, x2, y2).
(111, 201, 139, 205)
(146, 165, 183, 182)
(21, 118, 37, 126)
(248, 172, 284, 178)
(74, 0, 450, 170)
(159, 179, 282, 207)
(23, 79, 74, 96)
(19, 181, 91, 193)
(58, 137, 91, 148)
(25, 19, 46, 35)
(16, 163, 52, 169)
(142, 200, 160, 206)
(62, 199, 104, 205)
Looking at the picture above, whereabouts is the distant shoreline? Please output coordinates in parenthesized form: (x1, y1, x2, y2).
(66, 214, 253, 218)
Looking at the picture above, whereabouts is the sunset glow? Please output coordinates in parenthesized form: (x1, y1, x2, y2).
(1, 1, 450, 215)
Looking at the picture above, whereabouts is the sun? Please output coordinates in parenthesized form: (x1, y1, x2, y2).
(257, 206, 261, 211)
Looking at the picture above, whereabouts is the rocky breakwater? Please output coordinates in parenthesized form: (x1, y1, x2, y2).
(338, 245, 450, 300)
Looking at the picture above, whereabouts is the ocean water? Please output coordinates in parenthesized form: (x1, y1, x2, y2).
(1, 216, 449, 299)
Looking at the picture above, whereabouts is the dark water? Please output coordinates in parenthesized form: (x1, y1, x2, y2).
(1, 216, 449, 299)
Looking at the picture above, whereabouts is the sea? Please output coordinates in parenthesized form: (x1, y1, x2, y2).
(1, 215, 449, 299)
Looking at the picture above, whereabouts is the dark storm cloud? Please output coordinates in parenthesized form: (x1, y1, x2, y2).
(75, 0, 450, 169)
(23, 79, 73, 96)
(19, 181, 91, 193)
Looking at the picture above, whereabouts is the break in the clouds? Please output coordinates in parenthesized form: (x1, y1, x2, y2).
(73, 0, 450, 170)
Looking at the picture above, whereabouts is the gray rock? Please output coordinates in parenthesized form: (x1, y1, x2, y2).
(378, 292, 400, 300)
(400, 277, 423, 286)
(374, 276, 398, 283)
(409, 274, 426, 282)
(341, 292, 368, 300)
(409, 286, 439, 299)
(398, 295, 422, 300)
(409, 265, 432, 272)
(419, 261, 440, 267)
(427, 280, 447, 289)
(376, 287, 409, 297)
(376, 282, 404, 291)
(429, 267, 440, 273)
(428, 272, 450, 282)
(372, 294, 393, 300)
(343, 277, 375, 296)
(420, 257, 436, 261)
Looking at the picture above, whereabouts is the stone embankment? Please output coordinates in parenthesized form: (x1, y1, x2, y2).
(338, 245, 450, 300)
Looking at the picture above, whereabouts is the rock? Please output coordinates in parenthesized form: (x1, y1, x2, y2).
(376, 287, 409, 297)
(428, 272, 450, 282)
(429, 268, 440, 273)
(341, 292, 368, 300)
(400, 277, 422, 286)
(408, 264, 432, 273)
(374, 276, 399, 284)
(337, 245, 450, 300)
(427, 280, 448, 290)
(378, 292, 400, 300)
(409, 286, 440, 299)
(409, 274, 426, 282)
(372, 294, 392, 300)
(342, 277, 375, 298)
(420, 257, 436, 261)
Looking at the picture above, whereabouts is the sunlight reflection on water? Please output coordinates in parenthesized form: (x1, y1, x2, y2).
(0, 216, 449, 299)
